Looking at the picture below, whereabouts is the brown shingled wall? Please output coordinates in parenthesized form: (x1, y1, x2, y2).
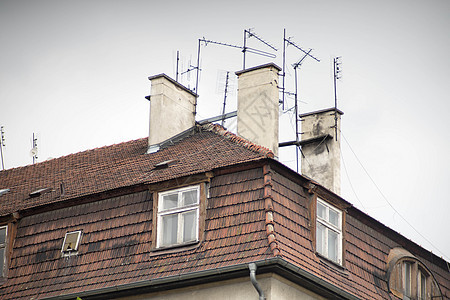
(271, 169, 392, 299)
(0, 167, 274, 299)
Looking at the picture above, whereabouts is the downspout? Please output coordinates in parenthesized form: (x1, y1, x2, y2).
(249, 263, 265, 300)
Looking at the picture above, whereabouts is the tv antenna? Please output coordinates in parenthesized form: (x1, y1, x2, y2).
(30, 133, 38, 164)
(281, 29, 320, 110)
(194, 31, 277, 114)
(279, 29, 320, 173)
(0, 126, 5, 170)
(243, 28, 278, 69)
(333, 56, 342, 141)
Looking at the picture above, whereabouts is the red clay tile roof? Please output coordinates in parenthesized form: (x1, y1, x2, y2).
(0, 123, 448, 300)
(0, 123, 271, 217)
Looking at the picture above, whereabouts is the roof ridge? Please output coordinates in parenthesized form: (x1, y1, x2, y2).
(0, 137, 148, 173)
(200, 123, 275, 158)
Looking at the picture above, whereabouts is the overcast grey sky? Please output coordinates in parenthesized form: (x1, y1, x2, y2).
(1, 0, 449, 260)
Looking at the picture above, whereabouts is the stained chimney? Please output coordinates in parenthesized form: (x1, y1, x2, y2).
(300, 108, 343, 194)
(236, 63, 281, 157)
(147, 74, 197, 153)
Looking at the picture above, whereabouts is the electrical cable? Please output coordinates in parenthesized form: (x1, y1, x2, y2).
(340, 129, 449, 261)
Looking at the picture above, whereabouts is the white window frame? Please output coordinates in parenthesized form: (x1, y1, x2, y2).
(157, 185, 200, 248)
(0, 225, 7, 277)
(316, 198, 343, 265)
(61, 230, 82, 256)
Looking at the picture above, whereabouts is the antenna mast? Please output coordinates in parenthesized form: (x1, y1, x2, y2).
(333, 56, 342, 140)
(279, 31, 320, 172)
(221, 71, 230, 127)
(0, 126, 5, 170)
(31, 133, 38, 164)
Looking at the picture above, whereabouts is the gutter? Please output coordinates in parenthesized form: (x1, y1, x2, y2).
(42, 258, 360, 300)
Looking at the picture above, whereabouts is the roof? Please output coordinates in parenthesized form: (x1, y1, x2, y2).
(0, 123, 272, 218)
(0, 122, 448, 299)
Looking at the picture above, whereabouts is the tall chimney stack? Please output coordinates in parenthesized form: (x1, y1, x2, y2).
(236, 63, 281, 157)
(147, 74, 197, 153)
(300, 108, 343, 194)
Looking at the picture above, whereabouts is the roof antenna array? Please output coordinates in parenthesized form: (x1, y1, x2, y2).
(0, 126, 5, 170)
(194, 30, 277, 112)
(279, 29, 320, 173)
(243, 28, 278, 69)
(30, 133, 38, 164)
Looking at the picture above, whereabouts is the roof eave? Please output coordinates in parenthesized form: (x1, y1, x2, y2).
(41, 258, 359, 300)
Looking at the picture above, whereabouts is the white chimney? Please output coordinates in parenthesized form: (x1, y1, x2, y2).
(300, 108, 343, 194)
(236, 63, 281, 157)
(147, 74, 197, 153)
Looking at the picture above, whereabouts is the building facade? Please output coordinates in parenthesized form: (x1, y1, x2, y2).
(0, 64, 448, 299)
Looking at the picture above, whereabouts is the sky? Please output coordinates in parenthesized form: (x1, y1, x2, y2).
(0, 1, 449, 260)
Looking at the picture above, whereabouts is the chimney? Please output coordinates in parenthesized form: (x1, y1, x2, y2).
(147, 74, 197, 153)
(300, 108, 343, 194)
(235, 63, 281, 157)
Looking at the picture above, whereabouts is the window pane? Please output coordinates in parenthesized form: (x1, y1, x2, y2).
(0, 248, 4, 276)
(162, 193, 179, 210)
(317, 202, 326, 220)
(329, 209, 339, 227)
(328, 229, 338, 263)
(183, 210, 197, 242)
(0, 227, 6, 244)
(404, 262, 411, 297)
(419, 271, 426, 300)
(161, 214, 178, 246)
(183, 190, 198, 206)
(316, 223, 326, 256)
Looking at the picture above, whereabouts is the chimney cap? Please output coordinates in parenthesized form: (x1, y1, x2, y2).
(299, 107, 344, 118)
(148, 73, 198, 98)
(235, 63, 281, 76)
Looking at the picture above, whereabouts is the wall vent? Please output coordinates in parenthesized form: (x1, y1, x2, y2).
(61, 231, 82, 255)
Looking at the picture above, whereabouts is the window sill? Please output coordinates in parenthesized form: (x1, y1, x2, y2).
(151, 241, 200, 255)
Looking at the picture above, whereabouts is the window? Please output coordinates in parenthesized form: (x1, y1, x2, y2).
(386, 248, 443, 300)
(403, 261, 412, 299)
(61, 231, 82, 256)
(157, 185, 200, 248)
(316, 199, 342, 264)
(0, 226, 6, 277)
(418, 269, 427, 300)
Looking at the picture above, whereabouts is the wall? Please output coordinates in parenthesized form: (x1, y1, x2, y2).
(124, 274, 325, 300)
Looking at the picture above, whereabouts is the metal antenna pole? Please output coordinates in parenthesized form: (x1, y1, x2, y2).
(294, 67, 299, 173)
(195, 39, 201, 117)
(282, 29, 286, 110)
(176, 50, 179, 82)
(221, 72, 230, 127)
(333, 57, 342, 141)
(32, 133, 38, 164)
(243, 30, 247, 69)
(0, 126, 5, 170)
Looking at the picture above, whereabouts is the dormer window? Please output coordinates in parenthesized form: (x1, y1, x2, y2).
(316, 198, 342, 264)
(386, 248, 443, 300)
(157, 185, 200, 248)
